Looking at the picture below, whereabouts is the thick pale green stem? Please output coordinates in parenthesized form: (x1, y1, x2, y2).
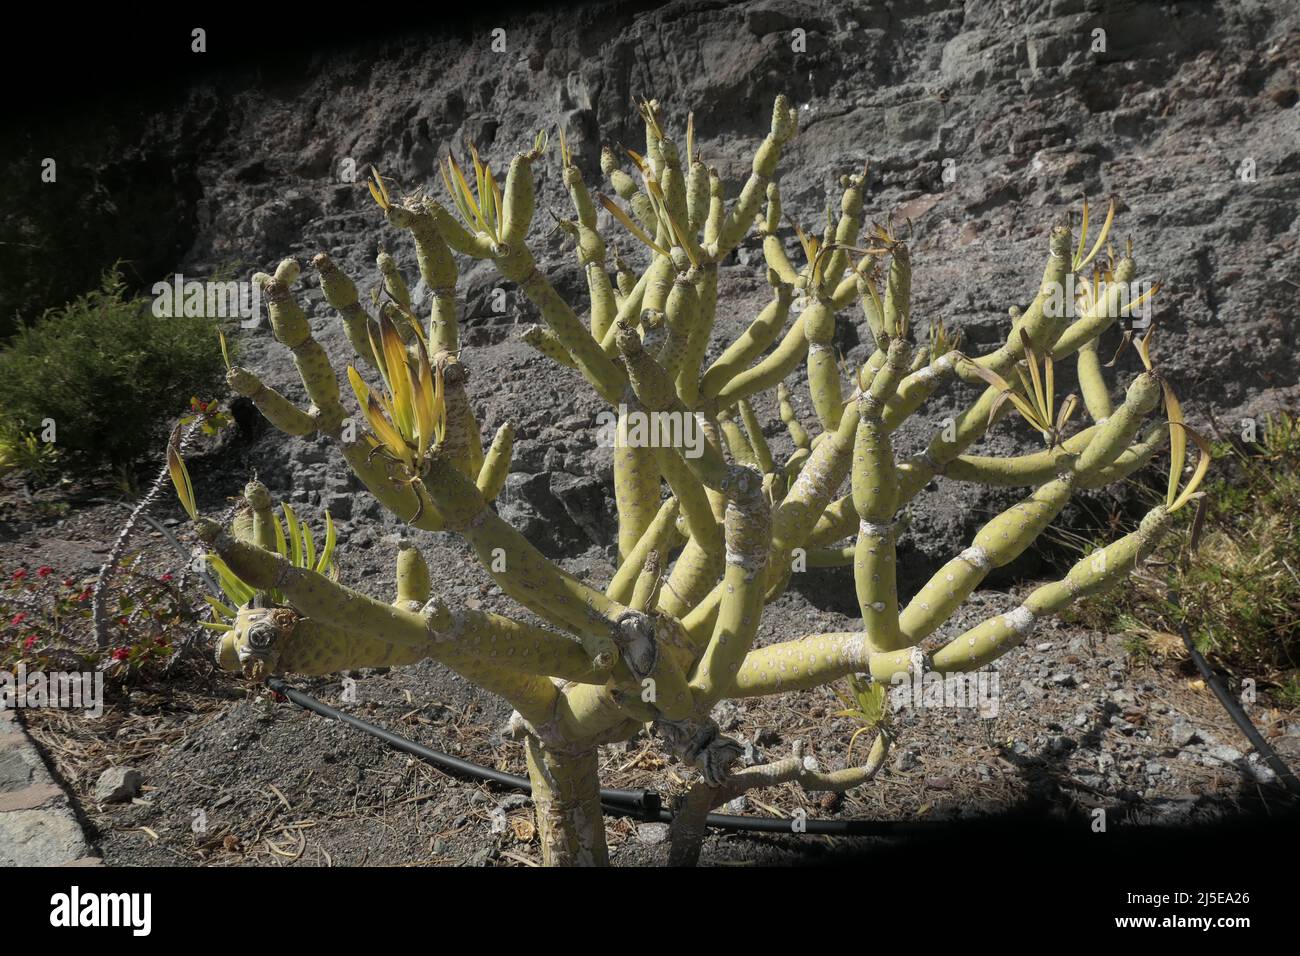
(525, 738, 609, 867)
(714, 315, 808, 407)
(476, 422, 515, 501)
(956, 227, 1074, 382)
(263, 278, 345, 434)
(614, 398, 662, 561)
(1076, 337, 1113, 422)
(690, 466, 770, 703)
(1051, 259, 1138, 359)
(313, 253, 378, 370)
(804, 296, 844, 432)
(700, 282, 793, 400)
(852, 339, 910, 653)
(707, 96, 798, 260)
(607, 498, 680, 603)
(898, 470, 1076, 646)
(768, 401, 860, 597)
(227, 367, 318, 436)
(676, 264, 718, 406)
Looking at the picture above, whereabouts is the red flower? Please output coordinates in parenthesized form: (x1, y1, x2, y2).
(116, 616, 129, 628)
(76, 589, 92, 602)
(159, 573, 174, 583)
(111, 647, 130, 661)
(9, 612, 27, 627)
(11, 569, 27, 582)
(61, 578, 74, 588)
(23, 634, 37, 651)
(36, 566, 54, 578)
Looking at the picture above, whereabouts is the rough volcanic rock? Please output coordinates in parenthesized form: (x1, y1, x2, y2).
(3, 0, 1298, 585)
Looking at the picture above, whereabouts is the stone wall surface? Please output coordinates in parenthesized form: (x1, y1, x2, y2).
(3, 0, 1297, 571)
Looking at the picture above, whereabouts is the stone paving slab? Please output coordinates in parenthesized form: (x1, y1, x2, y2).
(0, 709, 102, 866)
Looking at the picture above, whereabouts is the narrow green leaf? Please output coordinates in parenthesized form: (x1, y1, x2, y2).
(1168, 422, 1212, 513)
(302, 519, 316, 571)
(167, 445, 197, 520)
(1164, 382, 1187, 508)
(1078, 199, 1115, 271)
(597, 193, 669, 257)
(316, 510, 337, 575)
(1073, 197, 1090, 269)
(202, 595, 236, 621)
(281, 503, 303, 569)
(207, 555, 254, 607)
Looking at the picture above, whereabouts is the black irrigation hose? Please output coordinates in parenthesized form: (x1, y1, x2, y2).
(1169, 596, 1300, 799)
(265, 677, 932, 837)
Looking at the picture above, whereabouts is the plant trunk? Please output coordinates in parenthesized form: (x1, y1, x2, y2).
(667, 781, 718, 867)
(525, 735, 608, 866)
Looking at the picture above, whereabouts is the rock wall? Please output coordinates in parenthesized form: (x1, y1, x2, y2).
(4, 0, 1297, 575)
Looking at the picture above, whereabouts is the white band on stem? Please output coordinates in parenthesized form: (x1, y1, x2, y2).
(1003, 605, 1036, 635)
(858, 519, 893, 538)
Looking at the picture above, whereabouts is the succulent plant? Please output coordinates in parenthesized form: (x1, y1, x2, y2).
(169, 94, 1207, 867)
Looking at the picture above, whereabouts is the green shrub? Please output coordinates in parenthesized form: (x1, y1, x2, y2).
(0, 268, 231, 479)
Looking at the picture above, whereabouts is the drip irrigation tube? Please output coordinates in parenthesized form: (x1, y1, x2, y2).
(264, 677, 930, 836)
(1171, 599, 1300, 798)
